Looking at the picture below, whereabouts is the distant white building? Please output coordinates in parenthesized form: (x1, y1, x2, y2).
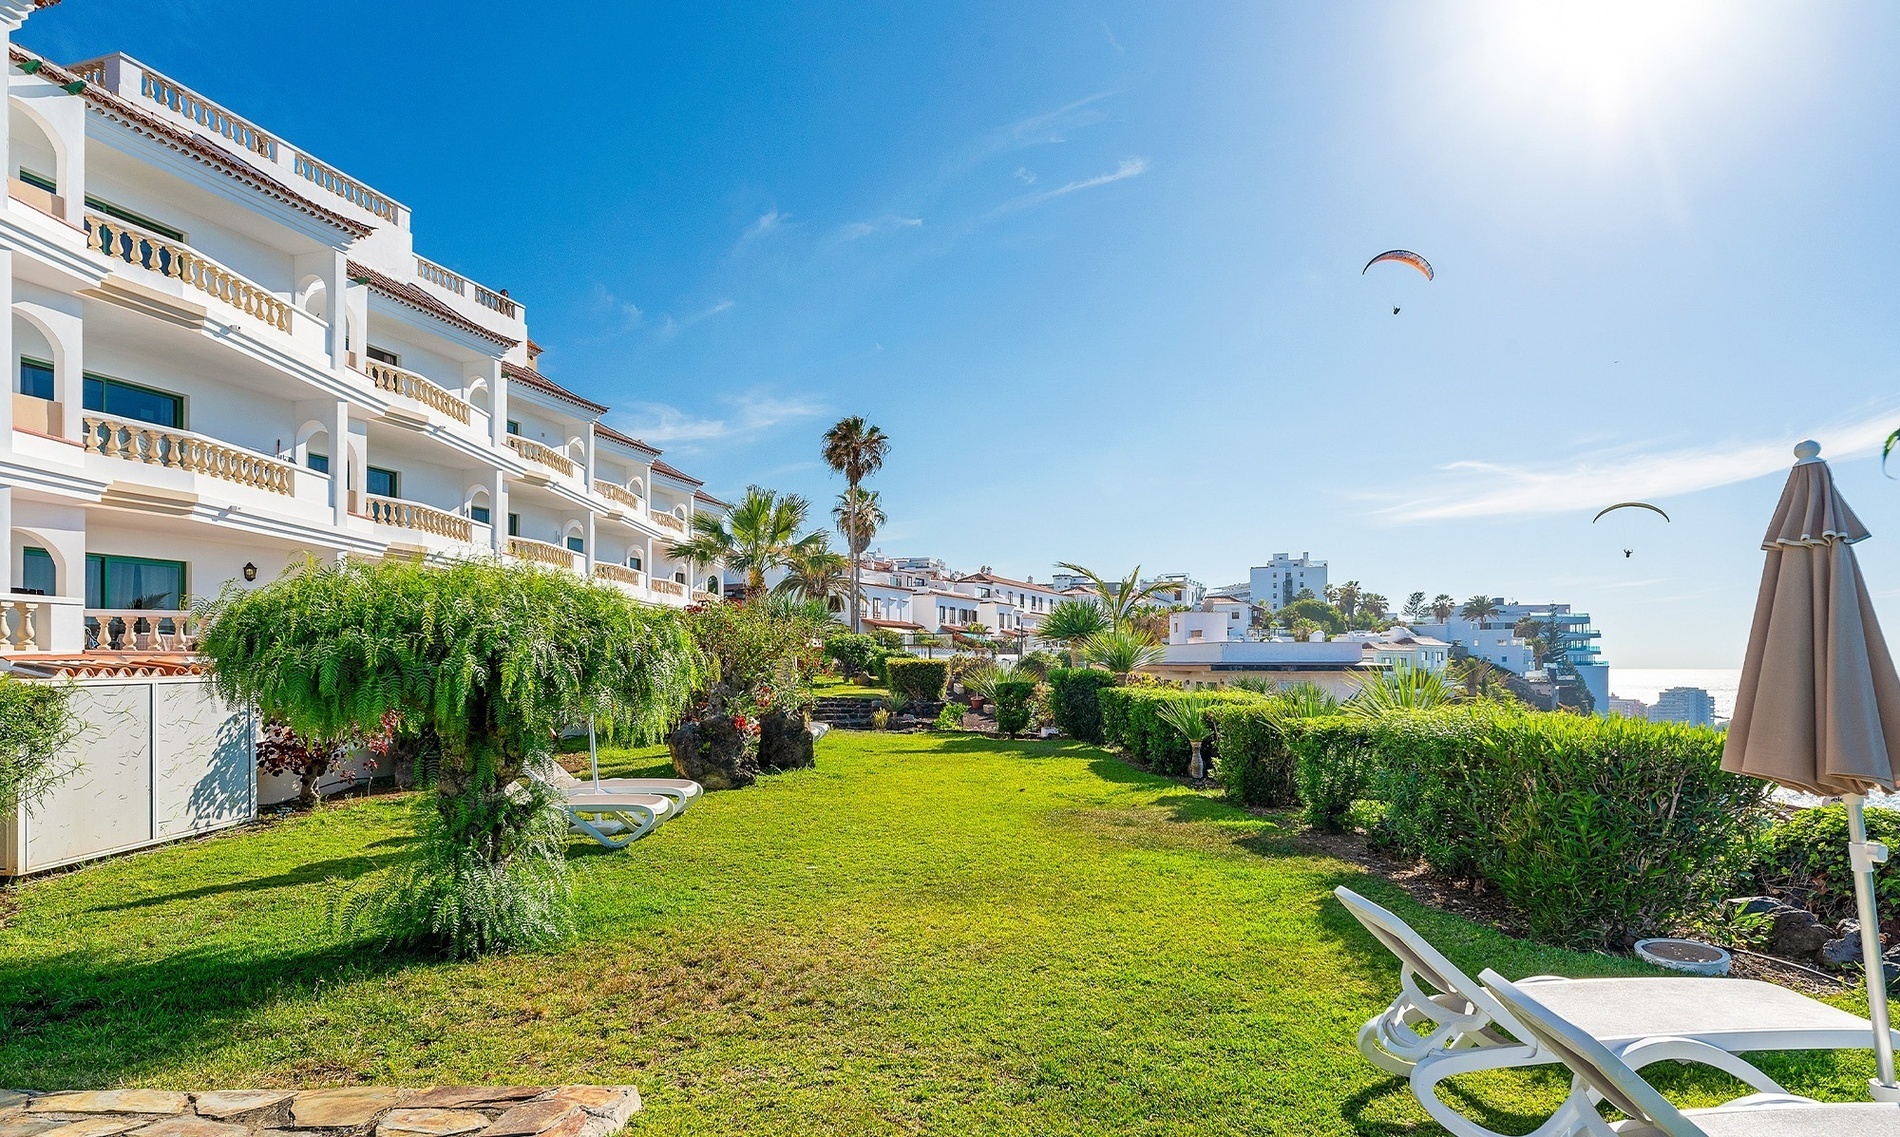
(1649, 687, 1716, 727)
(1608, 696, 1650, 719)
(1250, 553, 1328, 612)
(1140, 572, 1204, 607)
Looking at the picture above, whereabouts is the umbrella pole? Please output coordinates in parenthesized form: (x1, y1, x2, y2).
(589, 716, 601, 793)
(1846, 793, 1900, 1098)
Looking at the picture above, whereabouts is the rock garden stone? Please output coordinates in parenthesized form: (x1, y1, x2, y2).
(374, 1109, 489, 1137)
(1760, 904, 1832, 962)
(190, 1095, 291, 1125)
(0, 1087, 637, 1137)
(668, 716, 757, 790)
(31, 1095, 189, 1118)
(43, 1119, 148, 1137)
(757, 707, 814, 772)
(288, 1089, 410, 1130)
(127, 1118, 248, 1137)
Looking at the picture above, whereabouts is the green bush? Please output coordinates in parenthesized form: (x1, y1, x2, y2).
(1208, 704, 1300, 809)
(0, 676, 78, 814)
(887, 657, 948, 702)
(1756, 804, 1900, 925)
(824, 633, 889, 680)
(993, 679, 1035, 738)
(934, 703, 965, 731)
(869, 627, 906, 651)
(1358, 707, 1768, 948)
(1047, 669, 1116, 742)
(1291, 716, 1390, 833)
(1100, 686, 1268, 776)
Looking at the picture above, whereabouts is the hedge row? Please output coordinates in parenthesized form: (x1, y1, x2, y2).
(1098, 686, 1269, 776)
(886, 657, 948, 702)
(1047, 669, 1116, 743)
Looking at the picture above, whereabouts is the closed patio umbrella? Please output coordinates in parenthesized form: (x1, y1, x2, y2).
(1723, 439, 1900, 1099)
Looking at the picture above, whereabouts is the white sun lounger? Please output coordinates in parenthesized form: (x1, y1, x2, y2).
(561, 792, 674, 849)
(1481, 968, 1900, 1136)
(1334, 886, 1888, 1137)
(536, 760, 704, 814)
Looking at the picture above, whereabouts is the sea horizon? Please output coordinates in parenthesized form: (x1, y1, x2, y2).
(1607, 668, 1744, 719)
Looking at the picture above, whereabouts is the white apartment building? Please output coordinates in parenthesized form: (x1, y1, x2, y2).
(1649, 686, 1716, 728)
(1250, 552, 1327, 613)
(0, 36, 728, 657)
(1139, 572, 1204, 607)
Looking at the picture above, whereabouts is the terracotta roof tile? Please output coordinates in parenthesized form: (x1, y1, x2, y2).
(348, 260, 519, 349)
(650, 459, 704, 487)
(499, 359, 608, 413)
(694, 489, 732, 509)
(3, 652, 205, 679)
(17, 48, 373, 239)
(592, 421, 658, 455)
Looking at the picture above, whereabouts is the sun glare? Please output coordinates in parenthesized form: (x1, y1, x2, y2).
(1483, 1, 1724, 129)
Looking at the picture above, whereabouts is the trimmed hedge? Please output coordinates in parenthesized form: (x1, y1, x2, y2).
(1047, 669, 1116, 743)
(1350, 707, 1766, 947)
(886, 657, 948, 702)
(994, 679, 1035, 738)
(1207, 705, 1302, 809)
(1099, 686, 1268, 776)
(824, 633, 891, 682)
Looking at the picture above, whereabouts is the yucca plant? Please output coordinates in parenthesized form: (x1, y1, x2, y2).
(1156, 692, 1216, 780)
(1346, 662, 1455, 718)
(1081, 628, 1166, 682)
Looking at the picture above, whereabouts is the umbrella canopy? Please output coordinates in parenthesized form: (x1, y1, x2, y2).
(1722, 442, 1900, 795)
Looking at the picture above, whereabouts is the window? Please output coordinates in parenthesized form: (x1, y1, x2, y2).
(566, 535, 585, 553)
(627, 555, 643, 572)
(366, 466, 400, 498)
(673, 571, 686, 585)
(507, 513, 521, 537)
(365, 345, 401, 366)
(506, 419, 521, 436)
(18, 357, 53, 401)
(20, 547, 54, 595)
(85, 554, 186, 610)
(306, 452, 330, 474)
(17, 168, 56, 194)
(83, 374, 182, 428)
(77, 190, 187, 242)
(470, 504, 491, 525)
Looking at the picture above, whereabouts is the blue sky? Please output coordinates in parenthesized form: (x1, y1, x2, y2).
(28, 2, 1900, 671)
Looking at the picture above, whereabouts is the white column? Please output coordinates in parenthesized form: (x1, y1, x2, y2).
(0, 251, 12, 439)
(491, 468, 507, 554)
(331, 399, 349, 527)
(584, 513, 596, 575)
(490, 362, 509, 448)
(0, 485, 13, 598)
(583, 426, 596, 490)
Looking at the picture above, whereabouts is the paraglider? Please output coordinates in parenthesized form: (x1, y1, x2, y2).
(1592, 502, 1670, 524)
(1362, 250, 1434, 280)
(1883, 427, 1899, 479)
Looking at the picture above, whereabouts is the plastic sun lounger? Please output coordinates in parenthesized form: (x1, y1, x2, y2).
(537, 761, 704, 814)
(562, 792, 674, 849)
(1334, 886, 1889, 1137)
(1481, 968, 1900, 1136)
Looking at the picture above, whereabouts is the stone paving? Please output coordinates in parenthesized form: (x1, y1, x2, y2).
(0, 1087, 640, 1137)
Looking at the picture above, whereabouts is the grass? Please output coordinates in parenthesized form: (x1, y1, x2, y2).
(0, 732, 1881, 1134)
(812, 674, 889, 700)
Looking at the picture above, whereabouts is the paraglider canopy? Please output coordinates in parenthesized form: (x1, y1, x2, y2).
(1592, 501, 1670, 524)
(1362, 250, 1434, 280)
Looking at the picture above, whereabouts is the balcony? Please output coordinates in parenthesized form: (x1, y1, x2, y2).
(507, 536, 576, 571)
(414, 256, 518, 319)
(82, 415, 298, 496)
(650, 578, 687, 598)
(507, 435, 575, 477)
(362, 495, 473, 543)
(85, 213, 293, 335)
(596, 480, 643, 514)
(358, 359, 471, 425)
(649, 509, 687, 535)
(85, 609, 202, 652)
(592, 562, 645, 589)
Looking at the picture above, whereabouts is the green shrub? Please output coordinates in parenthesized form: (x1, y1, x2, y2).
(869, 627, 906, 651)
(1291, 716, 1389, 833)
(1100, 687, 1268, 776)
(994, 679, 1035, 738)
(887, 657, 948, 702)
(0, 675, 78, 814)
(1756, 804, 1900, 925)
(1361, 707, 1768, 948)
(934, 703, 965, 731)
(824, 633, 888, 680)
(1208, 704, 1300, 808)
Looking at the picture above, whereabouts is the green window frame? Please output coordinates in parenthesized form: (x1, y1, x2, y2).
(566, 535, 585, 553)
(20, 546, 55, 595)
(506, 419, 521, 436)
(507, 512, 520, 537)
(469, 504, 491, 525)
(18, 356, 53, 400)
(366, 466, 400, 499)
(83, 372, 183, 429)
(306, 451, 330, 474)
(366, 345, 401, 366)
(85, 553, 187, 610)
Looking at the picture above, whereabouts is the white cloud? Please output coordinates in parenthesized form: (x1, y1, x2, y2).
(584, 282, 644, 329)
(1014, 167, 1038, 185)
(988, 157, 1150, 218)
(987, 92, 1115, 156)
(1372, 410, 1899, 522)
(733, 208, 787, 252)
(652, 298, 735, 342)
(611, 390, 825, 447)
(840, 215, 924, 241)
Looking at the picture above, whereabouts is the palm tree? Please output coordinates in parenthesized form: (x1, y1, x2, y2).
(821, 417, 890, 634)
(1334, 580, 1362, 620)
(1359, 592, 1389, 621)
(1431, 593, 1456, 623)
(1039, 598, 1110, 666)
(1460, 595, 1501, 624)
(831, 487, 884, 623)
(1080, 628, 1165, 682)
(669, 485, 824, 600)
(773, 540, 850, 614)
(1055, 562, 1178, 630)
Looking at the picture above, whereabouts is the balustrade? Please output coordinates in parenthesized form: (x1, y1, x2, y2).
(475, 285, 517, 317)
(507, 435, 576, 476)
(596, 481, 643, 512)
(360, 360, 471, 424)
(650, 578, 687, 597)
(415, 256, 467, 295)
(294, 154, 399, 221)
(83, 415, 296, 495)
(141, 72, 276, 159)
(85, 608, 200, 652)
(85, 213, 292, 333)
(507, 536, 575, 570)
(1, 598, 46, 652)
(363, 495, 473, 542)
(650, 509, 687, 534)
(592, 562, 645, 588)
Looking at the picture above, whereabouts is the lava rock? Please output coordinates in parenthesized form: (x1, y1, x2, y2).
(1760, 905, 1833, 963)
(669, 716, 758, 791)
(758, 707, 815, 772)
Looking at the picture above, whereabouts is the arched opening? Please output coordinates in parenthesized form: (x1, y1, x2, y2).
(297, 276, 330, 323)
(344, 311, 362, 363)
(11, 310, 62, 433)
(468, 377, 491, 414)
(627, 476, 645, 499)
(8, 100, 68, 216)
(295, 421, 331, 475)
(704, 574, 720, 595)
(563, 521, 586, 555)
(566, 438, 586, 465)
(465, 485, 492, 527)
(12, 525, 67, 596)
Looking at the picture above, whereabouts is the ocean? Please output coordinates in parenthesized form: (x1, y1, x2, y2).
(1607, 668, 1743, 720)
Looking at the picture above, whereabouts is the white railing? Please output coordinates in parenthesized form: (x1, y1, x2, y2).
(141, 72, 276, 160)
(650, 509, 687, 534)
(69, 61, 107, 86)
(415, 256, 466, 296)
(2, 598, 48, 652)
(592, 562, 645, 588)
(359, 360, 470, 424)
(363, 495, 473, 543)
(507, 536, 575, 570)
(83, 415, 297, 496)
(475, 285, 517, 318)
(85, 213, 292, 333)
(85, 609, 201, 652)
(650, 578, 687, 597)
(507, 435, 575, 476)
(596, 481, 643, 512)
(294, 154, 399, 221)
(693, 589, 720, 603)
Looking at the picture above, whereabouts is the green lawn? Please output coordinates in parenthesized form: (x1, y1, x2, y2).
(0, 732, 1879, 1134)
(811, 675, 890, 700)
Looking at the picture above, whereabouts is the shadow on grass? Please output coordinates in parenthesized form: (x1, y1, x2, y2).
(91, 849, 406, 912)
